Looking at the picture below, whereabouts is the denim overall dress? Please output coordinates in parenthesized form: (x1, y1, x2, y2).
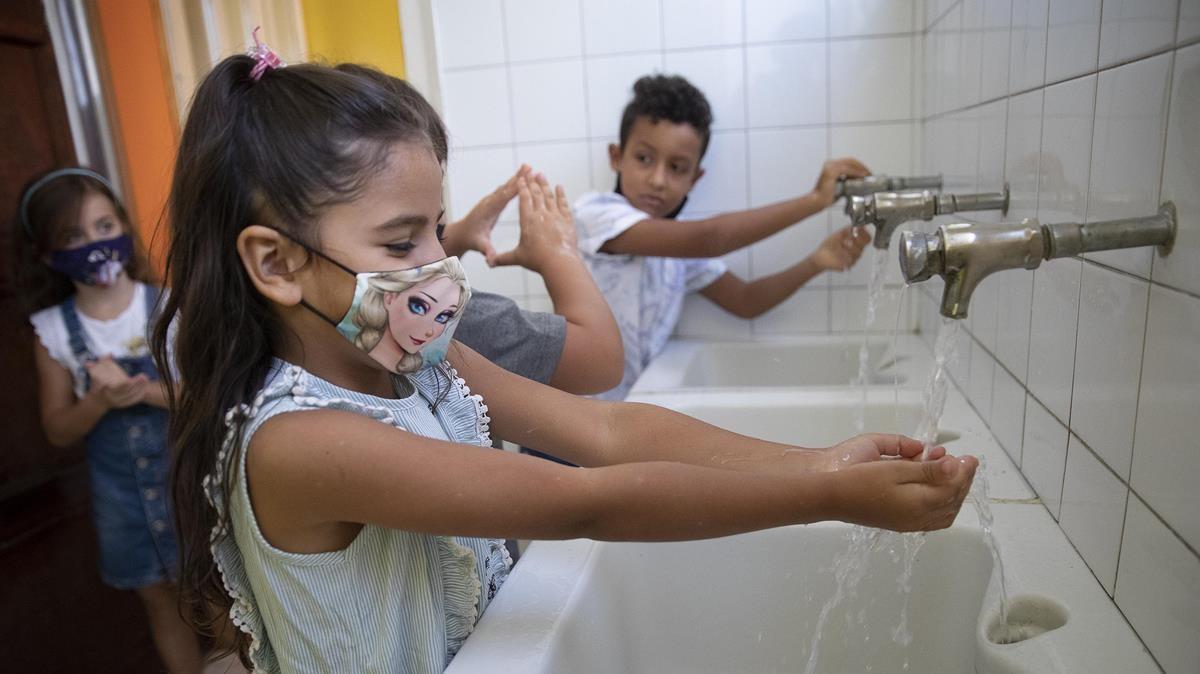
(61, 287, 177, 589)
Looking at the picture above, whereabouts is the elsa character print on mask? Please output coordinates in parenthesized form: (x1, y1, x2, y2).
(340, 257, 471, 374)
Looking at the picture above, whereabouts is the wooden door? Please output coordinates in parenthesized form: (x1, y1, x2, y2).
(0, 0, 161, 669)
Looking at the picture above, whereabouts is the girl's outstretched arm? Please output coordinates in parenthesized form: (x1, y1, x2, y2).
(452, 342, 941, 474)
(246, 404, 975, 552)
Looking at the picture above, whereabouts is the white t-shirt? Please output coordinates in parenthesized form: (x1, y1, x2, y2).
(574, 191, 727, 400)
(30, 283, 158, 399)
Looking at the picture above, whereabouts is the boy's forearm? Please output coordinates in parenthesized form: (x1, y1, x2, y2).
(737, 255, 824, 317)
(440, 220, 471, 258)
(702, 191, 827, 257)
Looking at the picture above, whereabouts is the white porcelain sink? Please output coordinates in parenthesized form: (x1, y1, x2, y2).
(631, 335, 932, 393)
(631, 388, 961, 447)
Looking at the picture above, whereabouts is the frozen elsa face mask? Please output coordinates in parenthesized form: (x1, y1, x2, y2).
(297, 248, 471, 374)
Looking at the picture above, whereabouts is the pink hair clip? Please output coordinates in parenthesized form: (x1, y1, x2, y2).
(248, 26, 284, 81)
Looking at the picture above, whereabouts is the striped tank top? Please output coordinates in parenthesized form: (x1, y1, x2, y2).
(206, 359, 511, 673)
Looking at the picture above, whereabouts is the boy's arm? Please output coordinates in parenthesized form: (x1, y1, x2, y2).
(492, 175, 623, 394)
(699, 226, 870, 318)
(600, 157, 869, 258)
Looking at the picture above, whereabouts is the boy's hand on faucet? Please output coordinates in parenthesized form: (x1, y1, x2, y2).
(810, 225, 870, 272)
(445, 164, 532, 264)
(812, 157, 871, 207)
(492, 174, 579, 272)
(834, 453, 979, 532)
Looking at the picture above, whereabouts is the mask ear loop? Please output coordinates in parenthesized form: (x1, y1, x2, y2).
(266, 227, 356, 326)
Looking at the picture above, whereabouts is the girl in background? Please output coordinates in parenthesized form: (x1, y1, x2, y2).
(17, 168, 202, 672)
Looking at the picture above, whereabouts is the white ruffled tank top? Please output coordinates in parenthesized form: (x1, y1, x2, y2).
(206, 359, 511, 673)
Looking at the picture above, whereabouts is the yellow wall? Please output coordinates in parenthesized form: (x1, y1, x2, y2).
(300, 0, 406, 76)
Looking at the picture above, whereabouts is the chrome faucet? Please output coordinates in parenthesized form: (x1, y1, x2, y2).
(835, 174, 944, 199)
(846, 187, 1011, 249)
(899, 203, 1177, 319)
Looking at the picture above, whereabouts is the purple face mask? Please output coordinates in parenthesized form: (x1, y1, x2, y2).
(49, 234, 133, 286)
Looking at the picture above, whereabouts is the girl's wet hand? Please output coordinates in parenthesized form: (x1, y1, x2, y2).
(451, 164, 532, 262)
(833, 453, 978, 532)
(492, 174, 578, 271)
(823, 433, 946, 471)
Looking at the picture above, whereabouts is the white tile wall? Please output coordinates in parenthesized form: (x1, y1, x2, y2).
(1021, 393, 1068, 518)
(1059, 436, 1128, 594)
(432, 0, 921, 335)
(1045, 0, 1101, 82)
(917, 5, 1200, 669)
(1114, 496, 1200, 674)
(1085, 52, 1171, 277)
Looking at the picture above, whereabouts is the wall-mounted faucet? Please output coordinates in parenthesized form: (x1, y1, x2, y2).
(846, 187, 1011, 249)
(899, 203, 1177, 319)
(835, 174, 944, 199)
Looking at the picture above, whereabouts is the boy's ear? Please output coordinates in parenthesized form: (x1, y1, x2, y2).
(236, 225, 309, 307)
(690, 166, 706, 189)
(607, 143, 622, 171)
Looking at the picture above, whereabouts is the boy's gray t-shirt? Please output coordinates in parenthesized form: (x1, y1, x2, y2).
(454, 290, 567, 384)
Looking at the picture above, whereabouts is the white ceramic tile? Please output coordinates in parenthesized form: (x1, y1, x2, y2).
(746, 43, 827, 127)
(1182, 0, 1200, 43)
(588, 138, 618, 191)
(1153, 43, 1200, 296)
(993, 269, 1034, 383)
(721, 247, 752, 279)
(943, 110, 980, 190)
(441, 67, 513, 147)
(967, 340, 995, 423)
(1115, 496, 1200, 674)
(751, 288, 830, 335)
(990, 360, 1027, 463)
(830, 37, 913, 123)
(503, 0, 583, 62)
(1044, 0, 1101, 82)
(1130, 285, 1200, 552)
(446, 145, 518, 222)
(1008, 0, 1050, 93)
(1026, 260, 1081, 421)
(830, 0, 915, 37)
(1022, 394, 1069, 518)
(746, 127, 826, 207)
(968, 272, 1000, 352)
(1070, 263, 1149, 480)
(975, 99, 1008, 225)
(831, 287, 912, 332)
(1004, 89, 1043, 219)
(958, 0, 985, 108)
(686, 131, 748, 213)
(581, 0, 662, 55)
(435, 0, 506, 69)
(584, 54, 664, 138)
(1059, 435, 1129, 594)
(662, 0, 743, 49)
(1037, 75, 1095, 226)
(516, 141, 593, 205)
(744, 0, 826, 43)
(749, 218, 831, 288)
(674, 292, 756, 338)
(1086, 53, 1170, 279)
(980, 0, 1013, 101)
(510, 60, 588, 143)
(830, 123, 913, 177)
(664, 48, 746, 131)
(933, 4, 962, 114)
(1098, 0, 1178, 67)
